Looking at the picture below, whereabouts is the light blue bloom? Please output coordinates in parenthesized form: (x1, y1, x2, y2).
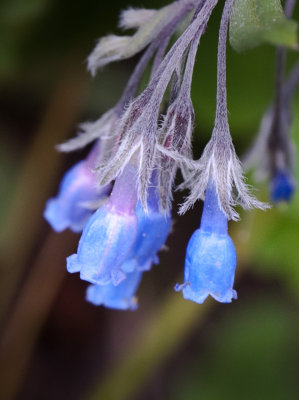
(44, 161, 109, 233)
(86, 270, 142, 310)
(67, 164, 139, 286)
(271, 170, 295, 203)
(122, 183, 171, 273)
(67, 204, 137, 285)
(176, 181, 237, 304)
(80, 176, 170, 310)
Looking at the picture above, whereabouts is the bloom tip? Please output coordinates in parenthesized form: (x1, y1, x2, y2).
(66, 254, 81, 273)
(44, 199, 69, 233)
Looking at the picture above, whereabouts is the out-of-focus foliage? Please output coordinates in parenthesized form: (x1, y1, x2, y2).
(230, 0, 298, 52)
(172, 298, 298, 400)
(249, 115, 299, 294)
(0, 0, 50, 75)
(0, 0, 166, 77)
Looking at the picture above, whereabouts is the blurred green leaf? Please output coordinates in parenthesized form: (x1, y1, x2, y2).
(0, 0, 50, 25)
(0, 0, 51, 77)
(86, 295, 212, 400)
(229, 0, 298, 52)
(172, 299, 298, 400)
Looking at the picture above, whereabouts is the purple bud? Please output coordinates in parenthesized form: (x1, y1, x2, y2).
(44, 160, 110, 233)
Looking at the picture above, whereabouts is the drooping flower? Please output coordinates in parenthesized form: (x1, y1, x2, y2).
(44, 0, 285, 311)
(175, 180, 237, 304)
(86, 270, 142, 310)
(175, 0, 252, 304)
(44, 144, 111, 233)
(67, 163, 138, 286)
(122, 173, 172, 273)
(85, 177, 171, 310)
(83, 172, 171, 310)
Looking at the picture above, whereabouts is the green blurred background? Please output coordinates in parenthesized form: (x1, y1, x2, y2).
(0, 1, 298, 400)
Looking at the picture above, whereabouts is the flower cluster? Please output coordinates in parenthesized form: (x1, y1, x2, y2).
(45, 0, 297, 310)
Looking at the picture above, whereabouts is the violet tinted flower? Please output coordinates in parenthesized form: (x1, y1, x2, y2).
(86, 270, 142, 310)
(176, 181, 237, 304)
(67, 164, 138, 286)
(44, 160, 110, 233)
(82, 173, 171, 310)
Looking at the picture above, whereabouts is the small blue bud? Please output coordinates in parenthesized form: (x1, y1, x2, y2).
(44, 161, 108, 233)
(270, 170, 295, 203)
(176, 181, 237, 304)
(86, 270, 142, 310)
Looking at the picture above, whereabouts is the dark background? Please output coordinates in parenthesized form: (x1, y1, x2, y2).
(0, 1, 298, 399)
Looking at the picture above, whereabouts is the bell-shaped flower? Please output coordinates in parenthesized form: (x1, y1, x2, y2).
(122, 180, 171, 273)
(175, 181, 237, 304)
(44, 160, 110, 233)
(67, 164, 138, 286)
(86, 270, 142, 310)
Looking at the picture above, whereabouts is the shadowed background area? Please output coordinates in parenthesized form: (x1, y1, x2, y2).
(0, 1, 298, 400)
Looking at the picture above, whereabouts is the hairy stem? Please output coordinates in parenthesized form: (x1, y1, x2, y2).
(214, 0, 235, 131)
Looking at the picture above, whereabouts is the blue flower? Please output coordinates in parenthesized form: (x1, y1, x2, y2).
(270, 170, 295, 203)
(176, 181, 237, 304)
(122, 200, 171, 273)
(67, 164, 139, 286)
(86, 270, 142, 310)
(44, 161, 109, 233)
(67, 204, 138, 285)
